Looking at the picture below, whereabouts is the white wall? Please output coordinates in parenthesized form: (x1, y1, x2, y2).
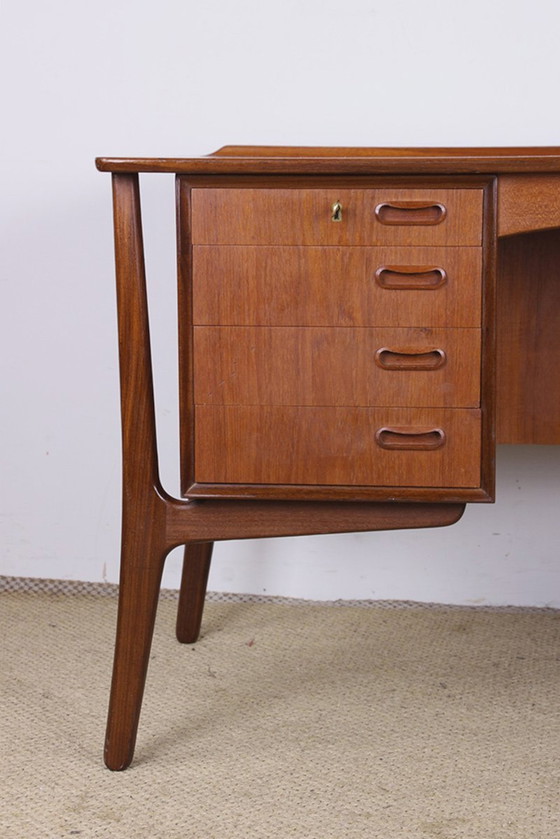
(2, 0, 560, 606)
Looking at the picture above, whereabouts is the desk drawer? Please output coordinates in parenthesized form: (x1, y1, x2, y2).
(192, 246, 482, 327)
(191, 188, 483, 246)
(194, 406, 481, 488)
(193, 326, 481, 408)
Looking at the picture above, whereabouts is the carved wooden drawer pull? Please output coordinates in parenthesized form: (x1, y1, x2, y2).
(375, 201, 447, 226)
(375, 427, 446, 451)
(375, 348, 447, 371)
(375, 266, 448, 290)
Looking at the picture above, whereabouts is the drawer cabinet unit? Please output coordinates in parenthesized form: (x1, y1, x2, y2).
(179, 174, 495, 503)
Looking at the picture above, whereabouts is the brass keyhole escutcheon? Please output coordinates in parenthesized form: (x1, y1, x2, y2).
(331, 200, 342, 222)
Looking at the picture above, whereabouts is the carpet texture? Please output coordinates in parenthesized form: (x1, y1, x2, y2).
(1, 580, 560, 838)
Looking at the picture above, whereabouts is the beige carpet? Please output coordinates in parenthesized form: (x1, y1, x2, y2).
(1, 579, 560, 838)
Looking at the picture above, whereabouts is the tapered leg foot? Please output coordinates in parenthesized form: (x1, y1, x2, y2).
(176, 542, 213, 644)
(104, 554, 166, 770)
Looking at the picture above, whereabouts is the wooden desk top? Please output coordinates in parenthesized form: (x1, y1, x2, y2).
(96, 146, 560, 175)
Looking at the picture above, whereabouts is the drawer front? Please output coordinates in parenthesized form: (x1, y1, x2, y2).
(191, 188, 483, 246)
(192, 246, 482, 327)
(194, 406, 481, 488)
(193, 326, 481, 408)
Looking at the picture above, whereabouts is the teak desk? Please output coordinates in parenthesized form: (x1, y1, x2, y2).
(96, 147, 560, 769)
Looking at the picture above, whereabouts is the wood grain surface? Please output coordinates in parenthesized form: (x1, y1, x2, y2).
(498, 174, 560, 236)
(190, 187, 483, 247)
(496, 228, 560, 443)
(192, 245, 483, 328)
(96, 146, 560, 175)
(193, 326, 481, 408)
(194, 405, 482, 488)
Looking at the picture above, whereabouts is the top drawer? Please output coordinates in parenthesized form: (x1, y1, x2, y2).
(190, 187, 484, 246)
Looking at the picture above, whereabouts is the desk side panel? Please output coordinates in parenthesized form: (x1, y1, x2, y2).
(496, 228, 560, 443)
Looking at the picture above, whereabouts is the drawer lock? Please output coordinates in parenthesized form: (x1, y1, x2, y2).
(331, 200, 343, 222)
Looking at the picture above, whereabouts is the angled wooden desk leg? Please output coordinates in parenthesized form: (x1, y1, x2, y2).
(104, 173, 170, 771)
(105, 516, 168, 771)
(176, 542, 214, 643)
